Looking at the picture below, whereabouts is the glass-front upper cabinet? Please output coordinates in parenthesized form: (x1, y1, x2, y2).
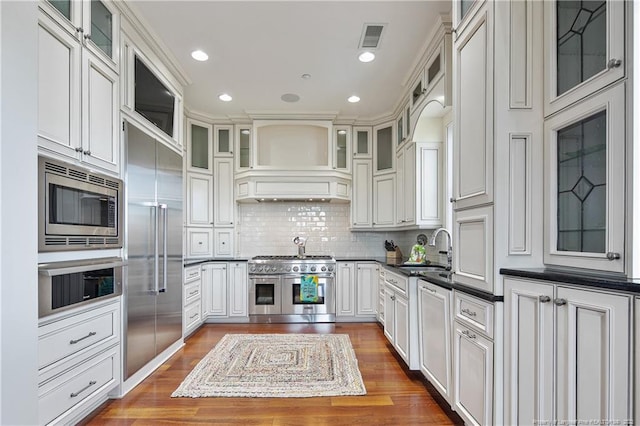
(235, 125, 252, 171)
(544, 0, 624, 115)
(44, 0, 119, 68)
(187, 118, 212, 173)
(544, 83, 625, 274)
(214, 125, 233, 157)
(334, 126, 351, 172)
(353, 127, 372, 158)
(373, 123, 394, 174)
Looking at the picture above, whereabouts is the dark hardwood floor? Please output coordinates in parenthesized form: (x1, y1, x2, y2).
(83, 323, 463, 425)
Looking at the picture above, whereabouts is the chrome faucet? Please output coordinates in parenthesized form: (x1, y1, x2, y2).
(293, 236, 307, 258)
(428, 228, 452, 271)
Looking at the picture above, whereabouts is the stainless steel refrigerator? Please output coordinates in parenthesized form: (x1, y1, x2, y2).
(124, 123, 183, 379)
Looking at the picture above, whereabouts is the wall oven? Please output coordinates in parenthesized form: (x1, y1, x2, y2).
(38, 156, 123, 252)
(38, 257, 124, 318)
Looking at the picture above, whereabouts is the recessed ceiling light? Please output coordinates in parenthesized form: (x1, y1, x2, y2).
(191, 50, 208, 61)
(348, 95, 360, 103)
(301, 73, 311, 79)
(218, 93, 232, 102)
(358, 51, 375, 63)
(281, 93, 300, 103)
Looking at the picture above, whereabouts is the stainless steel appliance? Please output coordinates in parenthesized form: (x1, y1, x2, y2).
(38, 257, 124, 318)
(124, 123, 183, 380)
(38, 156, 123, 252)
(248, 255, 336, 323)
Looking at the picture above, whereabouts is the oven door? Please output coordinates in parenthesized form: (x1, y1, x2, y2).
(249, 275, 282, 315)
(281, 274, 335, 316)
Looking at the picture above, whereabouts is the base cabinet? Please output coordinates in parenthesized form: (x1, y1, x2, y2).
(418, 280, 452, 403)
(504, 277, 631, 425)
(336, 262, 378, 321)
(202, 261, 248, 321)
(383, 270, 419, 370)
(183, 265, 203, 336)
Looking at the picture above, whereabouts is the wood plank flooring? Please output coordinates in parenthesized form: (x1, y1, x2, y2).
(82, 323, 463, 425)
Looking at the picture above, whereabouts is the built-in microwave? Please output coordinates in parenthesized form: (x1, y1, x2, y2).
(38, 156, 123, 252)
(38, 257, 124, 317)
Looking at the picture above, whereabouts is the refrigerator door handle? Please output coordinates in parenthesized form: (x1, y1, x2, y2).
(153, 204, 159, 295)
(159, 203, 168, 293)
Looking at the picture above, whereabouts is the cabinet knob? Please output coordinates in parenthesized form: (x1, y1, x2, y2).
(75, 147, 84, 153)
(84, 150, 91, 156)
(606, 252, 621, 260)
(554, 298, 567, 306)
(607, 58, 622, 69)
(539, 295, 551, 303)
(198, 241, 203, 245)
(449, 197, 457, 203)
(84, 33, 91, 40)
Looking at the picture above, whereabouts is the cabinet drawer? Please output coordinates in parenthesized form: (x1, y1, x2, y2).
(184, 301, 202, 334)
(184, 280, 201, 306)
(39, 302, 119, 370)
(184, 265, 202, 283)
(38, 346, 119, 425)
(384, 271, 408, 295)
(454, 291, 494, 339)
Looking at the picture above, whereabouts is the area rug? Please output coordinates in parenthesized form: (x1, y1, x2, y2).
(171, 333, 366, 398)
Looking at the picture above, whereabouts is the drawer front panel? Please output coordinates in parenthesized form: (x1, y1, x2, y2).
(454, 291, 494, 338)
(39, 304, 118, 369)
(184, 265, 202, 283)
(184, 280, 202, 305)
(39, 347, 119, 425)
(184, 301, 202, 333)
(384, 272, 408, 295)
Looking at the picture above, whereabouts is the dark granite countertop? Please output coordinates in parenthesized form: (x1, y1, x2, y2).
(184, 258, 249, 267)
(500, 268, 640, 295)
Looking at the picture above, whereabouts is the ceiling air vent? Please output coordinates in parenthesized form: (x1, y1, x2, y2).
(359, 24, 385, 49)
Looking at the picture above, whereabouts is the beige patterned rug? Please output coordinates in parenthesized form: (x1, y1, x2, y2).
(171, 333, 366, 398)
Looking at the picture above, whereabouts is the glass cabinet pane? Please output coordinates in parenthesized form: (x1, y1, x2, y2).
(357, 130, 369, 155)
(218, 128, 230, 153)
(191, 124, 209, 170)
(406, 106, 411, 139)
(239, 128, 251, 168)
(336, 130, 347, 169)
(376, 126, 393, 171)
(556, 1, 606, 96)
(460, 0, 474, 21)
(397, 117, 404, 145)
(48, 0, 71, 20)
(90, 0, 113, 58)
(556, 110, 606, 253)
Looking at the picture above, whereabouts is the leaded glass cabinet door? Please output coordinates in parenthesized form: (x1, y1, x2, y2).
(544, 0, 624, 116)
(544, 83, 625, 273)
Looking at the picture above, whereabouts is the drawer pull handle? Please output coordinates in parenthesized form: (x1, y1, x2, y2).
(189, 313, 198, 320)
(70, 331, 97, 345)
(70, 380, 97, 398)
(461, 308, 477, 317)
(462, 330, 476, 339)
(188, 290, 198, 296)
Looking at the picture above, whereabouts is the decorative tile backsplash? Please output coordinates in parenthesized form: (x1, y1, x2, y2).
(236, 202, 446, 264)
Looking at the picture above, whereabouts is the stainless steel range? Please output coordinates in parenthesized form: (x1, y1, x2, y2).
(248, 255, 336, 323)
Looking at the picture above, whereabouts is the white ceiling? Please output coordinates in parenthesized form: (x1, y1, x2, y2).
(130, 1, 451, 121)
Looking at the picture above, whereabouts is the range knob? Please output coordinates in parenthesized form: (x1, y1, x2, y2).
(300, 265, 307, 271)
(328, 265, 334, 272)
(249, 265, 256, 272)
(293, 266, 299, 272)
(310, 266, 317, 272)
(321, 266, 327, 272)
(285, 265, 292, 272)
(258, 266, 264, 272)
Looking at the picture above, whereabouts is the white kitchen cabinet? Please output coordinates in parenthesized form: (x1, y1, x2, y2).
(203, 263, 227, 317)
(351, 159, 372, 228)
(183, 265, 203, 336)
(202, 262, 248, 320)
(543, 83, 626, 274)
(395, 145, 406, 225)
(383, 269, 419, 370)
(452, 2, 493, 210)
(378, 268, 386, 325)
(214, 229, 234, 258)
(214, 158, 234, 227)
(235, 125, 252, 171)
(453, 318, 494, 426)
(186, 172, 213, 227)
(334, 126, 351, 172)
(214, 125, 234, 157)
(373, 123, 394, 175)
(373, 174, 395, 227)
(228, 262, 248, 317)
(353, 127, 372, 158)
(356, 263, 378, 316)
(417, 280, 452, 403)
(453, 205, 494, 293)
(38, 300, 121, 425)
(383, 286, 396, 344)
(186, 228, 213, 258)
(543, 0, 625, 116)
(186, 118, 212, 173)
(38, 7, 120, 174)
(336, 262, 356, 317)
(504, 277, 631, 425)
